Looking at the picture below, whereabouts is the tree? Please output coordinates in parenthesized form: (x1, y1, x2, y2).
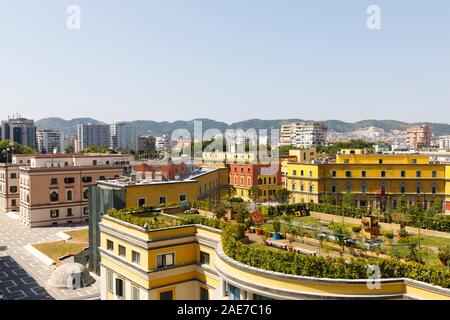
(213, 204, 226, 220)
(276, 188, 292, 215)
(236, 203, 250, 224)
(65, 144, 75, 153)
(82, 145, 110, 153)
(342, 192, 356, 210)
(249, 186, 262, 204)
(227, 185, 236, 199)
(328, 222, 351, 254)
(0, 141, 36, 163)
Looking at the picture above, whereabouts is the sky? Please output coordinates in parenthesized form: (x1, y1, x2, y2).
(0, 0, 449, 124)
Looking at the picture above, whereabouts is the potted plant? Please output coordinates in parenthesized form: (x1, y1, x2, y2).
(438, 245, 450, 266)
(351, 225, 362, 234)
(272, 220, 281, 240)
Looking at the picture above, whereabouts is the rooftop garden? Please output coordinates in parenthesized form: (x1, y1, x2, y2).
(105, 199, 450, 289)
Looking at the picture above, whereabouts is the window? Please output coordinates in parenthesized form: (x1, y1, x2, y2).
(254, 294, 274, 300)
(82, 176, 92, 183)
(200, 287, 209, 300)
(400, 184, 406, 194)
(159, 196, 167, 205)
(106, 271, 113, 292)
(107, 240, 114, 251)
(11, 199, 16, 207)
(381, 171, 386, 177)
(66, 190, 73, 201)
(93, 160, 98, 166)
(379, 159, 383, 164)
(83, 207, 89, 215)
(132, 251, 140, 264)
(247, 177, 251, 186)
(345, 171, 351, 177)
(412, 159, 417, 164)
(115, 278, 124, 298)
(300, 170, 304, 176)
(138, 198, 146, 207)
(10, 186, 17, 193)
(118, 245, 126, 257)
(331, 185, 337, 193)
(67, 208, 73, 217)
(159, 290, 173, 300)
(431, 184, 437, 194)
(83, 189, 89, 199)
(50, 178, 58, 185)
(361, 171, 366, 177)
(132, 286, 140, 300)
(416, 171, 421, 178)
(331, 171, 336, 177)
(50, 191, 59, 202)
(64, 177, 75, 184)
(10, 173, 17, 179)
(228, 284, 240, 300)
(401, 171, 406, 177)
(200, 251, 210, 265)
(292, 170, 297, 176)
(157, 253, 174, 268)
(416, 185, 422, 194)
(360, 184, 367, 194)
(179, 194, 186, 202)
(309, 184, 314, 192)
(344, 159, 349, 164)
(50, 209, 59, 218)
(432, 171, 437, 178)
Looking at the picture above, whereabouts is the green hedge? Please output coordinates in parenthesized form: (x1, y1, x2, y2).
(222, 224, 450, 289)
(264, 202, 450, 233)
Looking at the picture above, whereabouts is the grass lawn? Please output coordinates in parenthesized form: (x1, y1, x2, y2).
(65, 229, 89, 243)
(33, 241, 87, 264)
(416, 234, 450, 248)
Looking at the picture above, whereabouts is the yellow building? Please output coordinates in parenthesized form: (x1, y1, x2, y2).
(284, 149, 450, 214)
(99, 212, 450, 300)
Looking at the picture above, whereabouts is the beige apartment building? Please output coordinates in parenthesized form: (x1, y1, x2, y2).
(0, 153, 133, 227)
(0, 155, 34, 213)
(407, 125, 431, 149)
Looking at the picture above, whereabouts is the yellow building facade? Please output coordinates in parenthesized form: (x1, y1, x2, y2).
(284, 150, 450, 214)
(99, 214, 450, 300)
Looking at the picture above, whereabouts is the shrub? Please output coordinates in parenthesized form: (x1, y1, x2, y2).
(273, 221, 281, 233)
(397, 228, 409, 239)
(384, 230, 394, 240)
(438, 245, 450, 264)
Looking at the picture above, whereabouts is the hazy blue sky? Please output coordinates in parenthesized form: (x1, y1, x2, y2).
(0, 0, 449, 124)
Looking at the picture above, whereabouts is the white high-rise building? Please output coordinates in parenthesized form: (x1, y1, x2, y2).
(280, 123, 301, 146)
(110, 123, 139, 152)
(294, 122, 327, 148)
(36, 130, 66, 153)
(438, 136, 450, 151)
(76, 123, 110, 151)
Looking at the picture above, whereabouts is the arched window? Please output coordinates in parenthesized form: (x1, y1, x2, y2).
(50, 191, 59, 202)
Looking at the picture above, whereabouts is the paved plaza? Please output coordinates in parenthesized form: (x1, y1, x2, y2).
(0, 213, 100, 300)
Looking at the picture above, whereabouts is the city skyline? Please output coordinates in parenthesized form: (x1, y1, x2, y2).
(1, 0, 449, 123)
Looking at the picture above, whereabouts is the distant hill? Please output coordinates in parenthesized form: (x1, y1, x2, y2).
(35, 117, 450, 137)
(36, 117, 106, 136)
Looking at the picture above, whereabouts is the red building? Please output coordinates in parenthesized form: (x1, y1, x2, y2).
(229, 163, 282, 201)
(133, 158, 189, 181)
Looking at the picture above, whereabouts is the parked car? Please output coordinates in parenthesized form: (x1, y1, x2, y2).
(316, 232, 328, 240)
(344, 239, 357, 247)
(184, 209, 199, 214)
(363, 240, 381, 250)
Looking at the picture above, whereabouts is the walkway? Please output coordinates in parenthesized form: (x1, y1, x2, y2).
(0, 213, 100, 300)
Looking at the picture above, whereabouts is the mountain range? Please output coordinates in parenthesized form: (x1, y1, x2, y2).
(35, 117, 450, 137)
